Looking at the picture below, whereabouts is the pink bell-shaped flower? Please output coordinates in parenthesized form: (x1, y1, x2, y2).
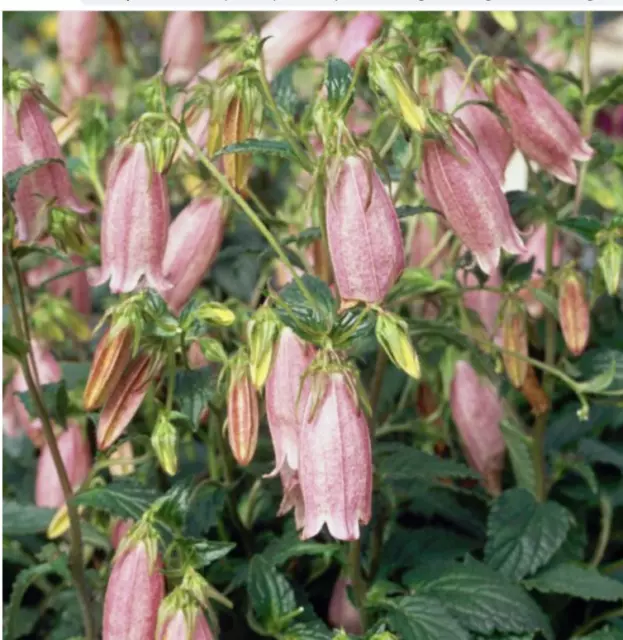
(57, 11, 99, 63)
(436, 63, 514, 181)
(328, 577, 364, 635)
(299, 371, 372, 540)
(160, 197, 225, 313)
(161, 12, 205, 85)
(327, 153, 404, 304)
(420, 127, 524, 274)
(90, 142, 171, 293)
(277, 463, 306, 531)
(265, 328, 316, 476)
(308, 17, 343, 60)
(450, 360, 505, 496)
(3, 93, 91, 242)
(336, 13, 382, 67)
(493, 64, 593, 184)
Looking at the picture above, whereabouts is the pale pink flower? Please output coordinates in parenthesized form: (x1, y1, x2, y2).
(308, 17, 343, 60)
(336, 12, 382, 67)
(161, 12, 205, 84)
(328, 578, 364, 635)
(57, 11, 99, 63)
(156, 607, 214, 640)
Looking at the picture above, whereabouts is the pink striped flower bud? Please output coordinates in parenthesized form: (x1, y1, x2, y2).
(227, 370, 259, 466)
(156, 599, 215, 640)
(328, 578, 363, 635)
(103, 531, 165, 640)
(61, 64, 92, 111)
(436, 63, 513, 181)
(336, 13, 383, 67)
(493, 64, 593, 184)
(110, 518, 134, 549)
(35, 422, 91, 508)
(327, 154, 404, 304)
(559, 270, 590, 356)
(265, 328, 316, 476)
(161, 12, 205, 85)
(461, 265, 502, 337)
(89, 143, 171, 293)
(502, 300, 528, 388)
(57, 11, 99, 63)
(308, 17, 343, 60)
(261, 12, 331, 80)
(450, 360, 505, 496)
(299, 371, 372, 540)
(3, 93, 90, 242)
(420, 128, 524, 274)
(277, 463, 306, 530)
(160, 197, 225, 313)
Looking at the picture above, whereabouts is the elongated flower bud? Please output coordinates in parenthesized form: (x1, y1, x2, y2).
(57, 11, 99, 63)
(265, 328, 316, 476)
(97, 354, 158, 450)
(420, 128, 524, 274)
(451, 360, 505, 496)
(375, 312, 420, 379)
(336, 13, 382, 67)
(327, 154, 404, 304)
(3, 93, 90, 242)
(436, 63, 513, 181)
(559, 271, 590, 356)
(160, 197, 225, 313)
(261, 12, 331, 80)
(598, 240, 622, 296)
(35, 422, 91, 508)
(308, 18, 342, 60)
(89, 143, 171, 293)
(110, 518, 134, 549)
(502, 300, 528, 388)
(156, 595, 215, 640)
(493, 64, 593, 184)
(328, 578, 364, 635)
(222, 96, 254, 194)
(83, 327, 134, 411)
(161, 12, 205, 84)
(103, 534, 165, 640)
(151, 412, 178, 476)
(299, 372, 372, 540)
(227, 371, 259, 466)
(277, 463, 305, 530)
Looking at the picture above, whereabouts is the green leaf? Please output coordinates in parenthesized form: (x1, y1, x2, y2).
(261, 530, 339, 567)
(150, 478, 195, 532)
(281, 620, 332, 640)
(213, 138, 297, 162)
(331, 305, 376, 350)
(325, 57, 353, 111)
(271, 65, 302, 116)
(586, 75, 623, 107)
(3, 335, 29, 358)
(17, 381, 69, 425)
(178, 538, 235, 568)
(575, 349, 623, 394)
(418, 561, 553, 639)
(174, 367, 215, 430)
(2, 502, 55, 536)
(579, 628, 623, 640)
(500, 419, 537, 495)
(4, 158, 63, 201)
(579, 439, 623, 470)
(385, 595, 470, 640)
(72, 480, 158, 520)
(390, 267, 457, 299)
(485, 489, 574, 580)
(503, 256, 535, 285)
(396, 205, 437, 219)
(506, 191, 542, 219)
(523, 563, 623, 601)
(557, 217, 603, 243)
(247, 556, 298, 630)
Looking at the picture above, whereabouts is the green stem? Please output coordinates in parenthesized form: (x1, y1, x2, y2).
(590, 495, 613, 568)
(348, 539, 368, 629)
(165, 342, 176, 413)
(572, 605, 623, 638)
(452, 24, 478, 60)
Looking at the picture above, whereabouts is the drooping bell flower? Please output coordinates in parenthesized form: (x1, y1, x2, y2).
(299, 371, 372, 540)
(336, 12, 382, 67)
(110, 518, 134, 549)
(493, 63, 593, 184)
(103, 528, 165, 640)
(35, 421, 91, 508)
(227, 370, 259, 466)
(436, 63, 513, 181)
(328, 578, 364, 635)
(61, 64, 93, 110)
(327, 153, 404, 304)
(161, 12, 205, 85)
(156, 594, 215, 640)
(97, 354, 160, 450)
(308, 17, 343, 60)
(450, 360, 505, 496)
(559, 270, 590, 356)
(89, 142, 171, 293)
(277, 463, 305, 531)
(261, 12, 331, 80)
(57, 11, 99, 63)
(419, 127, 524, 274)
(3, 93, 91, 242)
(160, 197, 225, 313)
(461, 264, 503, 337)
(265, 328, 316, 476)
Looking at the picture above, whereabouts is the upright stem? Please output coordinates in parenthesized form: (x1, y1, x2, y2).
(348, 539, 368, 629)
(573, 12, 594, 218)
(3, 263, 95, 639)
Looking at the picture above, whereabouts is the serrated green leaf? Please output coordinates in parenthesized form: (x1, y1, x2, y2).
(485, 489, 574, 580)
(3, 335, 29, 358)
(261, 530, 339, 567)
(72, 480, 158, 520)
(576, 349, 623, 393)
(2, 502, 55, 536)
(385, 595, 470, 640)
(271, 65, 302, 116)
(325, 57, 353, 111)
(500, 419, 537, 495)
(506, 191, 542, 219)
(4, 158, 64, 201)
(150, 478, 195, 531)
(575, 355, 618, 394)
(178, 537, 235, 568)
(331, 305, 376, 350)
(174, 367, 215, 430)
(418, 561, 553, 639)
(557, 217, 602, 243)
(579, 439, 623, 470)
(213, 138, 297, 162)
(281, 620, 332, 640)
(524, 563, 623, 601)
(586, 75, 623, 107)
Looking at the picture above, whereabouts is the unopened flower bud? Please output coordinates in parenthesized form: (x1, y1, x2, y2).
(559, 270, 590, 357)
(247, 308, 280, 389)
(151, 412, 178, 476)
(502, 300, 528, 388)
(222, 96, 254, 194)
(375, 312, 420, 379)
(227, 368, 259, 466)
(328, 578, 363, 635)
(598, 240, 622, 296)
(195, 302, 236, 326)
(156, 597, 215, 640)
